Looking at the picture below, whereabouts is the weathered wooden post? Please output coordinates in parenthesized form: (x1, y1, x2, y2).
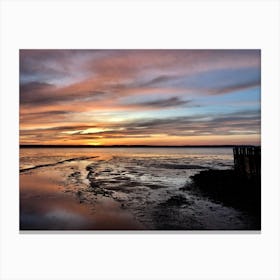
(233, 146, 261, 179)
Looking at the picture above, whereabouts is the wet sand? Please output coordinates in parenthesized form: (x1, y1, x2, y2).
(20, 150, 259, 230)
(20, 164, 144, 230)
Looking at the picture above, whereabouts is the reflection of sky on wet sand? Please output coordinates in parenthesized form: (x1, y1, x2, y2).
(20, 148, 258, 230)
(20, 170, 143, 230)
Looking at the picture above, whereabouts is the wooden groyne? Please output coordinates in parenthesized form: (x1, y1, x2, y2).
(233, 146, 261, 178)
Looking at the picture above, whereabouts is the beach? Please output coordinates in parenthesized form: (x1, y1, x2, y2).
(20, 147, 260, 230)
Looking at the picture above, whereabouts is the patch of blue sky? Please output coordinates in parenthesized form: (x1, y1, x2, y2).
(113, 92, 260, 122)
(112, 106, 221, 122)
(103, 108, 195, 122)
(157, 67, 260, 91)
(187, 67, 259, 89)
(194, 87, 260, 109)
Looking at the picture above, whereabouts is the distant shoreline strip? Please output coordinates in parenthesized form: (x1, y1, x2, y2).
(19, 145, 260, 149)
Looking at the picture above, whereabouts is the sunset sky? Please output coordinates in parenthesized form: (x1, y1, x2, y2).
(20, 50, 261, 146)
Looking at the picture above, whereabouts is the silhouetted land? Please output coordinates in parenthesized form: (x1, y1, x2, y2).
(182, 146, 261, 229)
(184, 169, 261, 229)
(20, 144, 248, 148)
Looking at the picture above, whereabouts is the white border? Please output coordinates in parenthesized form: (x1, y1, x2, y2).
(1, 1, 280, 280)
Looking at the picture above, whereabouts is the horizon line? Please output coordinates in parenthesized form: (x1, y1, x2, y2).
(20, 144, 261, 148)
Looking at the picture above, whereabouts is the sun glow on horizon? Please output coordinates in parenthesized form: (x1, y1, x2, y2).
(87, 142, 102, 146)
